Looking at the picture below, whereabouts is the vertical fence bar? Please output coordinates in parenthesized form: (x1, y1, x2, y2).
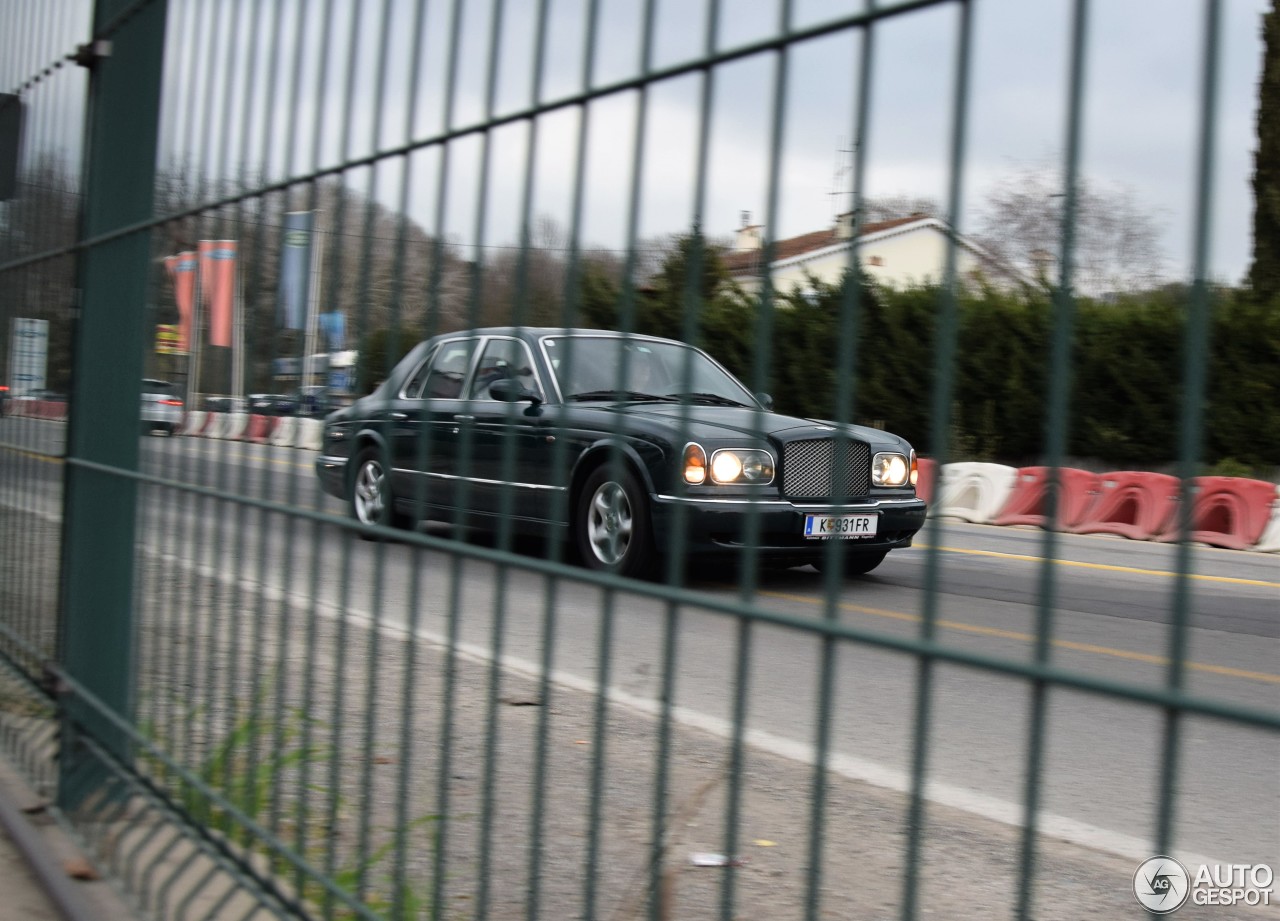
(1016, 2, 1089, 917)
(58, 0, 168, 810)
(901, 1, 974, 917)
(807, 9, 878, 919)
(1157, 0, 1222, 859)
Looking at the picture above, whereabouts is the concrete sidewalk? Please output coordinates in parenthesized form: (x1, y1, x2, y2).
(0, 761, 136, 921)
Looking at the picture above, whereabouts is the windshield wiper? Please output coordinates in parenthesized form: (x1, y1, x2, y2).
(566, 390, 681, 403)
(669, 392, 752, 407)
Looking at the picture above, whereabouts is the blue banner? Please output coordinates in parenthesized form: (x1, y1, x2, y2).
(277, 211, 313, 330)
(319, 311, 345, 351)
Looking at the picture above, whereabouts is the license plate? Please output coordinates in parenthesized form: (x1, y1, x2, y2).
(803, 514, 878, 539)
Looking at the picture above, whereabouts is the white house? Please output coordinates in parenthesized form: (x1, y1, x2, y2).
(724, 212, 1028, 295)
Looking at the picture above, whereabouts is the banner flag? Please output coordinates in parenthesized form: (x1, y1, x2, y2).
(199, 240, 237, 347)
(278, 211, 314, 330)
(319, 311, 345, 351)
(164, 251, 197, 351)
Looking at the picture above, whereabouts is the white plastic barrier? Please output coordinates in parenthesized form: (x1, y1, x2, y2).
(181, 411, 207, 435)
(217, 412, 249, 440)
(931, 462, 1019, 524)
(270, 416, 298, 447)
(1253, 485, 1280, 552)
(296, 418, 324, 450)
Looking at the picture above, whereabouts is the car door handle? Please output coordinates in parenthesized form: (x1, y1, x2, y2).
(454, 414, 475, 422)
(389, 412, 407, 421)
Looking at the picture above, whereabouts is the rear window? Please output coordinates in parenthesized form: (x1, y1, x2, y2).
(142, 379, 176, 396)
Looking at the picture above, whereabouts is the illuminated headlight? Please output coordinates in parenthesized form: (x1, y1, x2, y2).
(710, 449, 775, 485)
(872, 452, 910, 487)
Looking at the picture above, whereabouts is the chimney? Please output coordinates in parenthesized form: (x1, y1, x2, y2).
(734, 211, 762, 251)
(834, 210, 857, 240)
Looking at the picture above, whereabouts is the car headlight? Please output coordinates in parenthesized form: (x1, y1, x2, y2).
(872, 452, 910, 487)
(683, 444, 708, 485)
(709, 449, 775, 485)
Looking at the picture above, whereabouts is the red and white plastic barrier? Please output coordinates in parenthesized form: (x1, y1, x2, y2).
(915, 457, 938, 504)
(270, 416, 298, 447)
(1256, 493, 1280, 553)
(180, 411, 209, 436)
(243, 414, 277, 444)
(993, 467, 1100, 530)
(5, 398, 68, 421)
(1069, 471, 1180, 541)
(1157, 476, 1279, 551)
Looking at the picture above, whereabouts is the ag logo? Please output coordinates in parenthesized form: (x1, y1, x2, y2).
(1134, 856, 1190, 913)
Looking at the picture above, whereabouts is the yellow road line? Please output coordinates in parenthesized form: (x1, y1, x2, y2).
(917, 543, 1280, 589)
(758, 589, 1280, 685)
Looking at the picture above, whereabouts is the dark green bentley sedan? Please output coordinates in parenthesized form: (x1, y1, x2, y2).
(315, 328, 926, 577)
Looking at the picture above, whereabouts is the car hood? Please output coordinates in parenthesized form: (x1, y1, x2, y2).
(597, 403, 900, 446)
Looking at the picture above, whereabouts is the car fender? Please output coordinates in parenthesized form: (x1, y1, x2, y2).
(568, 437, 660, 508)
(350, 427, 392, 464)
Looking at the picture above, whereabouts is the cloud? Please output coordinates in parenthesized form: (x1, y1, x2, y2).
(148, 0, 1267, 284)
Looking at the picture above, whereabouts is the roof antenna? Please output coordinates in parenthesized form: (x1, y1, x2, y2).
(829, 137, 856, 223)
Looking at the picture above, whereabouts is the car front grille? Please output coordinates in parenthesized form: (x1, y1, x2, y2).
(781, 437, 871, 501)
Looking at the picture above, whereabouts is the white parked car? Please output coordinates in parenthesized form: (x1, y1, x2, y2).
(141, 379, 184, 435)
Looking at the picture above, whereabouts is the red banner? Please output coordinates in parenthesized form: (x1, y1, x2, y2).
(198, 240, 237, 347)
(164, 251, 197, 351)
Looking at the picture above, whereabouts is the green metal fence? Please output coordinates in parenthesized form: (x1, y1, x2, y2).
(2, 0, 1278, 919)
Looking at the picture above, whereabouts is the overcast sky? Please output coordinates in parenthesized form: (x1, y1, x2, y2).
(11, 0, 1265, 286)
(312, 0, 1265, 285)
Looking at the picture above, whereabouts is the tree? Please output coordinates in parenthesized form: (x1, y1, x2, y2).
(1250, 0, 1280, 301)
(973, 166, 1166, 296)
(855, 195, 941, 224)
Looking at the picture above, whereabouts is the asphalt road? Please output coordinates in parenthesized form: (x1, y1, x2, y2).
(3, 418, 1278, 873)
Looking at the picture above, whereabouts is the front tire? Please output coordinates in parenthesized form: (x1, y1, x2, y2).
(575, 465, 654, 578)
(350, 446, 414, 537)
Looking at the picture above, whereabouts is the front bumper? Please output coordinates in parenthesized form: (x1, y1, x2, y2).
(316, 455, 347, 501)
(650, 493, 927, 563)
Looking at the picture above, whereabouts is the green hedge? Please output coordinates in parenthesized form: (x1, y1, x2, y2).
(622, 254, 1278, 472)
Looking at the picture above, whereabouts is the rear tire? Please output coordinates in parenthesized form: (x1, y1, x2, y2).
(575, 465, 654, 578)
(814, 548, 888, 577)
(350, 446, 414, 538)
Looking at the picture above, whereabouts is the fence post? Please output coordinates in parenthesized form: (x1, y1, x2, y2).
(57, 0, 168, 810)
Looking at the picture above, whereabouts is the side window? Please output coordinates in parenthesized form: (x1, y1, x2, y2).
(467, 339, 541, 400)
(401, 348, 437, 399)
(424, 340, 477, 399)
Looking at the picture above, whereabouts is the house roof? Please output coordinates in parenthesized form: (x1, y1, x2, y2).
(723, 214, 929, 276)
(723, 212, 1031, 289)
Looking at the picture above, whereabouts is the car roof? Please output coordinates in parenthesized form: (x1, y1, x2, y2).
(430, 327, 687, 347)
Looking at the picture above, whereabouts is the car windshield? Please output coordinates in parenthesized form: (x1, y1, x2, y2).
(542, 335, 756, 407)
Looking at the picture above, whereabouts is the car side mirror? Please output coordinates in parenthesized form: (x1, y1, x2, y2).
(489, 378, 542, 405)
(756, 392, 774, 411)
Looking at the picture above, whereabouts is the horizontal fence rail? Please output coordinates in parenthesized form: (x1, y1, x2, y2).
(1, 1, 1277, 920)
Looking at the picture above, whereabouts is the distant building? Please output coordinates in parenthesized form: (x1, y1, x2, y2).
(724, 212, 1029, 296)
